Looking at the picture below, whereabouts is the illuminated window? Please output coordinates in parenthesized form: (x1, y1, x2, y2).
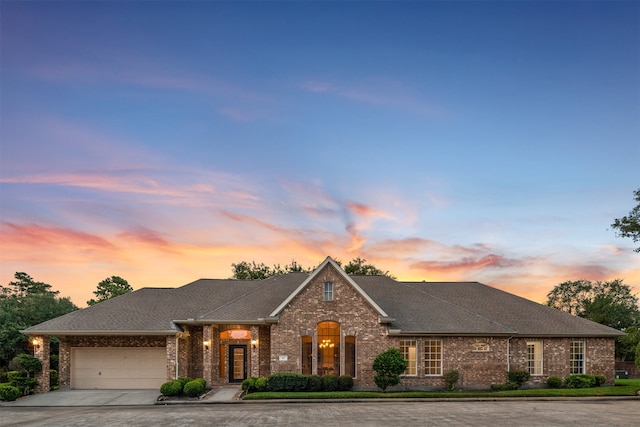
(400, 340, 417, 376)
(570, 340, 585, 374)
(424, 339, 442, 376)
(220, 329, 251, 340)
(317, 321, 340, 376)
(527, 341, 543, 375)
(324, 282, 334, 301)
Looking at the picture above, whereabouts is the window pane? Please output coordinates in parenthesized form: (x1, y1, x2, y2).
(424, 339, 442, 376)
(345, 336, 356, 377)
(324, 282, 333, 301)
(317, 321, 340, 376)
(527, 341, 543, 375)
(400, 340, 417, 376)
(301, 336, 312, 375)
(570, 341, 585, 374)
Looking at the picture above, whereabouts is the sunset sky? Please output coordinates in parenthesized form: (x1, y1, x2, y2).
(1, 1, 638, 308)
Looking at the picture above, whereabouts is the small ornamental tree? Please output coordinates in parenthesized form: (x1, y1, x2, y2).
(372, 348, 407, 392)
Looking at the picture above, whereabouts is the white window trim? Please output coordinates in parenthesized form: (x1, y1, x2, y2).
(399, 340, 417, 377)
(324, 282, 334, 301)
(526, 341, 543, 376)
(424, 338, 443, 377)
(570, 340, 586, 375)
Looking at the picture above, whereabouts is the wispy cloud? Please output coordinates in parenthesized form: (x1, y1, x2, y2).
(299, 78, 446, 118)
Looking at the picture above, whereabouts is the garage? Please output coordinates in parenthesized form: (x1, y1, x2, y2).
(71, 347, 166, 389)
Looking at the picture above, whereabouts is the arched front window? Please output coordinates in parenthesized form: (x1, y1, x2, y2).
(317, 321, 340, 376)
(219, 329, 251, 340)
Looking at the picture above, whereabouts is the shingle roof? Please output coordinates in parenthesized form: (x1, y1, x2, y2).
(23, 268, 623, 338)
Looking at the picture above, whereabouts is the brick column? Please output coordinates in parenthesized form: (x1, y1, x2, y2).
(166, 335, 177, 381)
(202, 325, 214, 385)
(32, 336, 50, 393)
(250, 325, 260, 377)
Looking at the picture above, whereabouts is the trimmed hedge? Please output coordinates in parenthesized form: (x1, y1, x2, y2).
(547, 376, 562, 388)
(490, 381, 519, 391)
(565, 374, 597, 388)
(0, 384, 22, 402)
(322, 374, 339, 392)
(337, 375, 354, 391)
(255, 377, 268, 392)
(183, 378, 206, 397)
(507, 370, 530, 387)
(267, 373, 308, 392)
(307, 375, 322, 392)
(160, 380, 183, 396)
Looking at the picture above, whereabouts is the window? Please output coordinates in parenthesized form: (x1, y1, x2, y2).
(324, 282, 334, 301)
(527, 341, 543, 375)
(472, 342, 490, 352)
(400, 340, 417, 376)
(570, 340, 585, 374)
(317, 321, 340, 376)
(301, 336, 312, 375)
(345, 336, 356, 377)
(424, 339, 442, 376)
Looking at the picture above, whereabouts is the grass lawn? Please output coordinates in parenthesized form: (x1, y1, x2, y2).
(242, 379, 640, 400)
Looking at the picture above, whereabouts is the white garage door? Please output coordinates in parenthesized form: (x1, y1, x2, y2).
(71, 347, 166, 389)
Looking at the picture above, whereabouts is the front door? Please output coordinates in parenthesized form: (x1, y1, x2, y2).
(228, 345, 247, 383)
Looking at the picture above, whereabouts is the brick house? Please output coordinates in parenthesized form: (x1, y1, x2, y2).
(24, 257, 623, 393)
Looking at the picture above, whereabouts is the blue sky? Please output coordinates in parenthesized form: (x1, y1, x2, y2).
(1, 1, 638, 306)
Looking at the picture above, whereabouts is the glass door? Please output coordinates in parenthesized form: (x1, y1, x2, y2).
(228, 345, 247, 383)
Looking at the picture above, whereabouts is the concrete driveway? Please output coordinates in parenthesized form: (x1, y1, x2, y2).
(0, 390, 160, 407)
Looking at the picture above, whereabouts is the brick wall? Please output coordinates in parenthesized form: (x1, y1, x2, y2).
(270, 264, 389, 387)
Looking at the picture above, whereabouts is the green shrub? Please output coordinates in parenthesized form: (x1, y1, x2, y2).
(177, 377, 193, 388)
(547, 376, 562, 388)
(490, 381, 519, 391)
(565, 374, 596, 388)
(183, 378, 206, 397)
(0, 368, 8, 383)
(443, 369, 460, 391)
(9, 354, 42, 376)
(306, 374, 322, 392)
(267, 373, 308, 392)
(0, 384, 22, 402)
(507, 370, 530, 386)
(594, 374, 606, 386)
(241, 377, 257, 393)
(160, 380, 183, 396)
(49, 370, 59, 390)
(337, 375, 354, 391)
(7, 371, 37, 395)
(322, 374, 339, 391)
(255, 377, 268, 392)
(372, 348, 408, 392)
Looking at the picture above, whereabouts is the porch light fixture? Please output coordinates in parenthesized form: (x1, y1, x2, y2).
(203, 340, 210, 350)
(31, 338, 40, 348)
(251, 339, 258, 350)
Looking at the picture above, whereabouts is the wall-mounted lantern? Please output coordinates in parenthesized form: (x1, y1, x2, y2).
(203, 340, 210, 350)
(251, 339, 258, 350)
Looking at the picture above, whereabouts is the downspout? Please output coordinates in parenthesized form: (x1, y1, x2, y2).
(507, 336, 513, 372)
(175, 335, 180, 379)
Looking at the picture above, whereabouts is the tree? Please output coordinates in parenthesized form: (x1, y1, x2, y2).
(546, 279, 640, 360)
(230, 258, 393, 280)
(87, 276, 133, 306)
(372, 347, 407, 392)
(341, 257, 395, 279)
(0, 273, 77, 367)
(611, 188, 640, 252)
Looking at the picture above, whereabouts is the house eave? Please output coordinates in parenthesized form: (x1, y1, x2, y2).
(174, 319, 269, 326)
(19, 330, 176, 336)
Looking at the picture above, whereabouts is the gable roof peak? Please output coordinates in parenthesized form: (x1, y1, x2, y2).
(269, 256, 389, 318)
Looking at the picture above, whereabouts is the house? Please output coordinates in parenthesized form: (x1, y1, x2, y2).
(23, 257, 623, 393)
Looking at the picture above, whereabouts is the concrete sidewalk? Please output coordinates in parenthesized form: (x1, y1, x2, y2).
(0, 387, 241, 407)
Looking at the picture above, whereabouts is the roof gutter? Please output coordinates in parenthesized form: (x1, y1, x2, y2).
(19, 330, 177, 336)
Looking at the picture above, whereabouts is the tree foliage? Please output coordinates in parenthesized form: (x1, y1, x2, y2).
(546, 279, 639, 330)
(372, 347, 408, 392)
(87, 276, 133, 306)
(231, 260, 312, 280)
(611, 188, 640, 252)
(546, 279, 640, 361)
(0, 273, 78, 367)
(230, 258, 394, 279)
